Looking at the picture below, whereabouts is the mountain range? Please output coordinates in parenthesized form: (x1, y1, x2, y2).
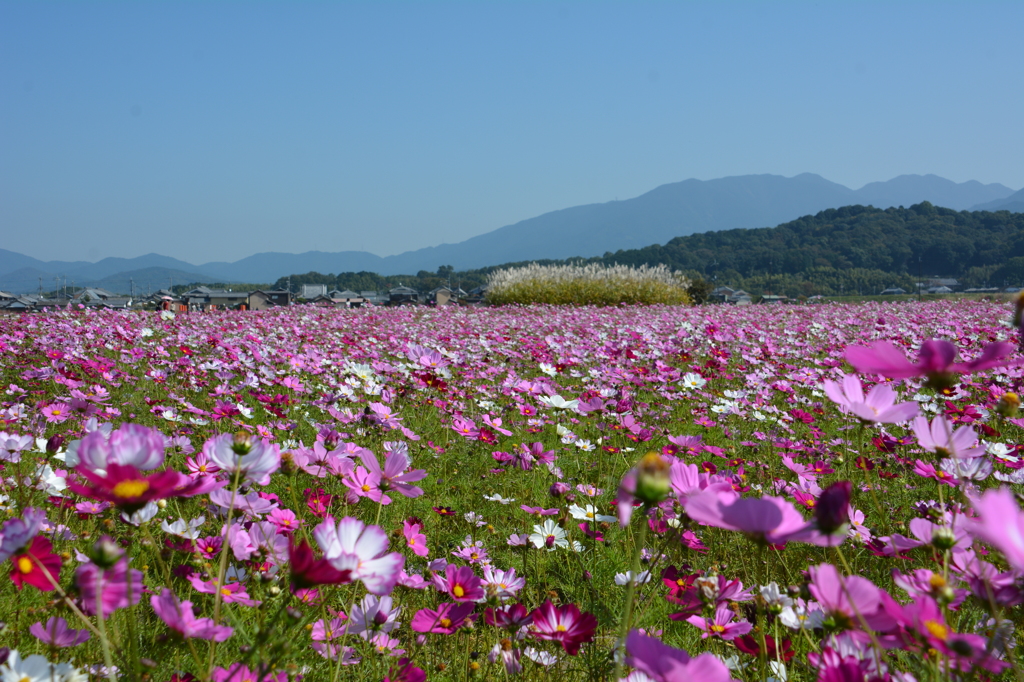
(1, 173, 1018, 294)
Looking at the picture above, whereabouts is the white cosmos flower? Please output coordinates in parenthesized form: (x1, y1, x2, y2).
(614, 570, 651, 586)
(529, 520, 567, 551)
(161, 516, 206, 540)
(539, 363, 557, 377)
(681, 373, 706, 389)
(484, 494, 515, 505)
(523, 647, 559, 666)
(574, 439, 595, 451)
(0, 650, 87, 682)
(538, 395, 579, 411)
(568, 504, 617, 524)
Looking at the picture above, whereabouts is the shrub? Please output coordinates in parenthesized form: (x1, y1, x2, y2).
(486, 262, 692, 306)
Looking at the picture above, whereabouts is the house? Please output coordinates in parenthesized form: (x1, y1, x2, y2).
(429, 286, 467, 305)
(182, 287, 249, 310)
(247, 290, 291, 310)
(301, 284, 328, 299)
(726, 290, 752, 305)
(926, 278, 960, 291)
(926, 286, 953, 294)
(709, 286, 736, 302)
(759, 294, 788, 304)
(880, 288, 906, 295)
(388, 286, 420, 305)
(72, 287, 117, 302)
(327, 289, 369, 307)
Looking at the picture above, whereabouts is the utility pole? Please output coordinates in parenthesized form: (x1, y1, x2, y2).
(38, 277, 42, 298)
(130, 278, 135, 301)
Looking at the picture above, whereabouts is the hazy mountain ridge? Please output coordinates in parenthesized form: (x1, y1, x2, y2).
(1, 174, 1016, 293)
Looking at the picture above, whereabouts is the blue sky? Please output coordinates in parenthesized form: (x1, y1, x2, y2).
(2, 1, 1022, 264)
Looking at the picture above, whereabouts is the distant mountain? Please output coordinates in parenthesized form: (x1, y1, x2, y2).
(92, 267, 227, 295)
(972, 187, 1024, 213)
(2, 173, 1016, 292)
(372, 173, 1015, 273)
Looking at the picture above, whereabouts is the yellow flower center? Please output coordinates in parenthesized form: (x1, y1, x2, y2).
(221, 588, 232, 596)
(198, 465, 207, 472)
(452, 585, 465, 598)
(361, 484, 371, 492)
(440, 618, 452, 628)
(112, 479, 150, 499)
(408, 538, 416, 545)
(470, 553, 479, 560)
(710, 624, 726, 633)
(17, 556, 33, 574)
(556, 624, 567, 632)
(928, 574, 947, 589)
(924, 620, 948, 641)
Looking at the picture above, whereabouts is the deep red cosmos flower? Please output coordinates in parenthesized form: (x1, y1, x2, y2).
(10, 536, 62, 591)
(529, 600, 597, 655)
(67, 463, 214, 513)
(288, 537, 350, 590)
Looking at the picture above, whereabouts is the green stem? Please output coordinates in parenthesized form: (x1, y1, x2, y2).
(208, 464, 244, 671)
(613, 508, 649, 681)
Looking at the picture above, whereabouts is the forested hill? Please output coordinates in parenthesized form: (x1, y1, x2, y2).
(273, 203, 1024, 299)
(592, 202, 1024, 291)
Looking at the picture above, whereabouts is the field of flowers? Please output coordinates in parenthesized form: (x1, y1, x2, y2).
(1, 300, 1023, 682)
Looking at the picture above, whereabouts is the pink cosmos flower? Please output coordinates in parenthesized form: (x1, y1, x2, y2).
(968, 487, 1024, 572)
(151, 588, 234, 641)
(410, 602, 476, 634)
(402, 520, 429, 557)
(313, 516, 405, 595)
(625, 630, 737, 682)
(29, 617, 91, 647)
(384, 658, 426, 682)
(202, 432, 280, 486)
(76, 558, 144, 617)
(684, 489, 807, 545)
(343, 466, 386, 503)
(529, 600, 597, 655)
(482, 565, 525, 600)
(685, 602, 752, 640)
(267, 508, 302, 534)
(807, 563, 895, 632)
(187, 576, 261, 607)
(443, 565, 484, 602)
(822, 374, 919, 423)
(846, 339, 1017, 383)
(912, 415, 984, 459)
(312, 616, 348, 641)
(359, 444, 427, 500)
(69, 423, 167, 473)
(210, 665, 286, 682)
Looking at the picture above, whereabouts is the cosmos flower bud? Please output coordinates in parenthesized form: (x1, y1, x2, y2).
(931, 526, 957, 551)
(996, 392, 1020, 419)
(634, 452, 670, 505)
(89, 535, 124, 570)
(549, 482, 570, 498)
(232, 431, 253, 455)
(45, 434, 65, 454)
(815, 481, 852, 535)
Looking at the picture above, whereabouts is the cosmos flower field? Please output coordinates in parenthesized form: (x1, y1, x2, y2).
(1, 300, 1024, 681)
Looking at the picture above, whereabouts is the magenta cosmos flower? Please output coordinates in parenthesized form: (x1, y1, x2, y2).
(529, 600, 597, 655)
(313, 516, 405, 595)
(808, 563, 894, 632)
(846, 339, 1017, 385)
(822, 374, 918, 423)
(76, 557, 144, 617)
(443, 565, 485, 602)
(67, 463, 213, 513)
(684, 489, 807, 545)
(968, 487, 1024, 572)
(29, 617, 91, 647)
(625, 630, 737, 682)
(0, 507, 47, 563)
(410, 602, 476, 634)
(151, 588, 234, 641)
(685, 602, 752, 640)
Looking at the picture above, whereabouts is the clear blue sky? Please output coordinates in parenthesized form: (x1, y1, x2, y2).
(2, 1, 1022, 264)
